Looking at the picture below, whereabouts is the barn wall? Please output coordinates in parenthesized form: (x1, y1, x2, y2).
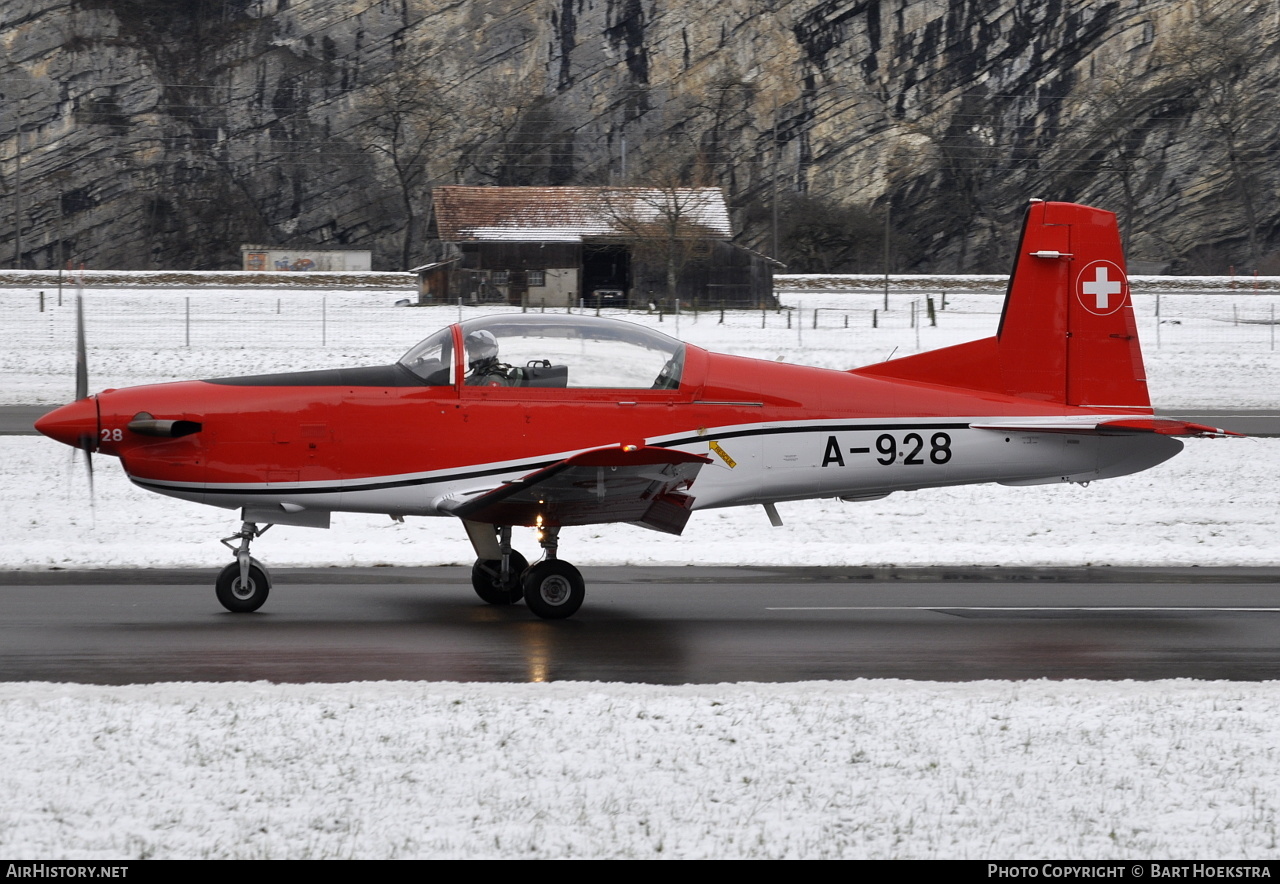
(433, 239, 775, 307)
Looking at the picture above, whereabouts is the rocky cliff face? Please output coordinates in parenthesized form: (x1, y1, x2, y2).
(2, 0, 1277, 272)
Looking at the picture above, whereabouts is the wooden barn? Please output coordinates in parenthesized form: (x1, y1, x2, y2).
(418, 186, 779, 308)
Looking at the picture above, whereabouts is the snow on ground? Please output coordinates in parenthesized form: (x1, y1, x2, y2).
(4, 680, 1280, 859)
(3, 278, 1279, 859)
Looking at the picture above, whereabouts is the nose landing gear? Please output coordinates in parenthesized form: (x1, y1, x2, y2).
(216, 521, 273, 613)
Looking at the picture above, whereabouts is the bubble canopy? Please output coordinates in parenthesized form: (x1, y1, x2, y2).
(398, 314, 686, 390)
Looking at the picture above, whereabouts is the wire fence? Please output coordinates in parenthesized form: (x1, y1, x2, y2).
(3, 287, 1279, 357)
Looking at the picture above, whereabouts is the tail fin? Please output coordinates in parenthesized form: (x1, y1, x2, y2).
(853, 200, 1151, 410)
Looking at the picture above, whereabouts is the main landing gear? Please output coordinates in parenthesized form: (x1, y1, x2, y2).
(470, 524, 585, 620)
(471, 526, 528, 605)
(216, 521, 273, 613)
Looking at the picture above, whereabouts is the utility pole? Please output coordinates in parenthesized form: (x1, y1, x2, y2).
(882, 199, 891, 311)
(13, 125, 22, 268)
(771, 101, 779, 259)
(52, 169, 70, 285)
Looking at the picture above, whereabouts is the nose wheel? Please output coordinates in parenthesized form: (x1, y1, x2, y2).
(215, 561, 270, 613)
(216, 520, 273, 613)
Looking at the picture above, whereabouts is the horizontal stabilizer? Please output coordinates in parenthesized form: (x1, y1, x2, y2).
(446, 445, 710, 535)
(971, 418, 1240, 437)
(1094, 418, 1241, 437)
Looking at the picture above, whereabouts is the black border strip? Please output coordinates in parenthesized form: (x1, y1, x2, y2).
(133, 458, 563, 497)
(653, 421, 972, 449)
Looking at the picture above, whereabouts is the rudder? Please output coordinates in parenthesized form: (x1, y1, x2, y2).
(1001, 200, 1149, 408)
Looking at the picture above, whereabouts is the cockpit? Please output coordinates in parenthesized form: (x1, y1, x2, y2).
(398, 314, 686, 390)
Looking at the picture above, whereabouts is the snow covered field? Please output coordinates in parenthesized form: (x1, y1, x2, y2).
(2, 278, 1279, 859)
(5, 680, 1280, 859)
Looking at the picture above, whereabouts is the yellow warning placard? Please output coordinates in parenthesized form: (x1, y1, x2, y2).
(709, 440, 737, 468)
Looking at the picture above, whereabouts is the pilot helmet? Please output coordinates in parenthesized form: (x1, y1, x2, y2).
(466, 329, 500, 367)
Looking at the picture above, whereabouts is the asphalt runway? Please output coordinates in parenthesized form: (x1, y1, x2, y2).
(5, 406, 1277, 436)
(0, 406, 48, 434)
(1, 566, 1278, 684)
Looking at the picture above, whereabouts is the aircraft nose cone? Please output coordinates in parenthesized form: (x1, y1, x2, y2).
(35, 398, 99, 450)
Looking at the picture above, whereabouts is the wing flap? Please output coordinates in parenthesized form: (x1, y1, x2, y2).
(449, 445, 710, 535)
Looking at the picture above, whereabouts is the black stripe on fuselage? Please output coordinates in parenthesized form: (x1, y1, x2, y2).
(131, 457, 565, 497)
(652, 421, 973, 449)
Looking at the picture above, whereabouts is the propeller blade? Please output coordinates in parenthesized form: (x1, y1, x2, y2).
(75, 292, 88, 401)
(73, 281, 93, 506)
(77, 432, 95, 504)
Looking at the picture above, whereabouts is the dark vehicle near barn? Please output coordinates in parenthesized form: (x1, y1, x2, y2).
(585, 287, 626, 307)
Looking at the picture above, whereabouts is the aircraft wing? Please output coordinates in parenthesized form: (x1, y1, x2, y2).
(970, 418, 1241, 437)
(440, 445, 711, 535)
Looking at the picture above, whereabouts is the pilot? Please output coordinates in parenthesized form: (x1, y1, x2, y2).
(465, 330, 510, 386)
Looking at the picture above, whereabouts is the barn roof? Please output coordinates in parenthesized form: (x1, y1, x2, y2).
(432, 186, 732, 242)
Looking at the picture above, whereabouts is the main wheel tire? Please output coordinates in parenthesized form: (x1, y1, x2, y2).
(215, 561, 270, 613)
(471, 551, 529, 605)
(521, 560, 585, 620)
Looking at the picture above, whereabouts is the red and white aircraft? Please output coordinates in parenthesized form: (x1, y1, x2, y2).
(36, 201, 1234, 618)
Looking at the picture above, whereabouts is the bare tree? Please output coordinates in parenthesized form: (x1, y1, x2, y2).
(356, 61, 457, 269)
(1040, 72, 1180, 256)
(909, 90, 1009, 271)
(456, 83, 573, 186)
(1156, 3, 1272, 265)
(776, 194, 902, 274)
(684, 73, 759, 192)
(601, 152, 726, 303)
